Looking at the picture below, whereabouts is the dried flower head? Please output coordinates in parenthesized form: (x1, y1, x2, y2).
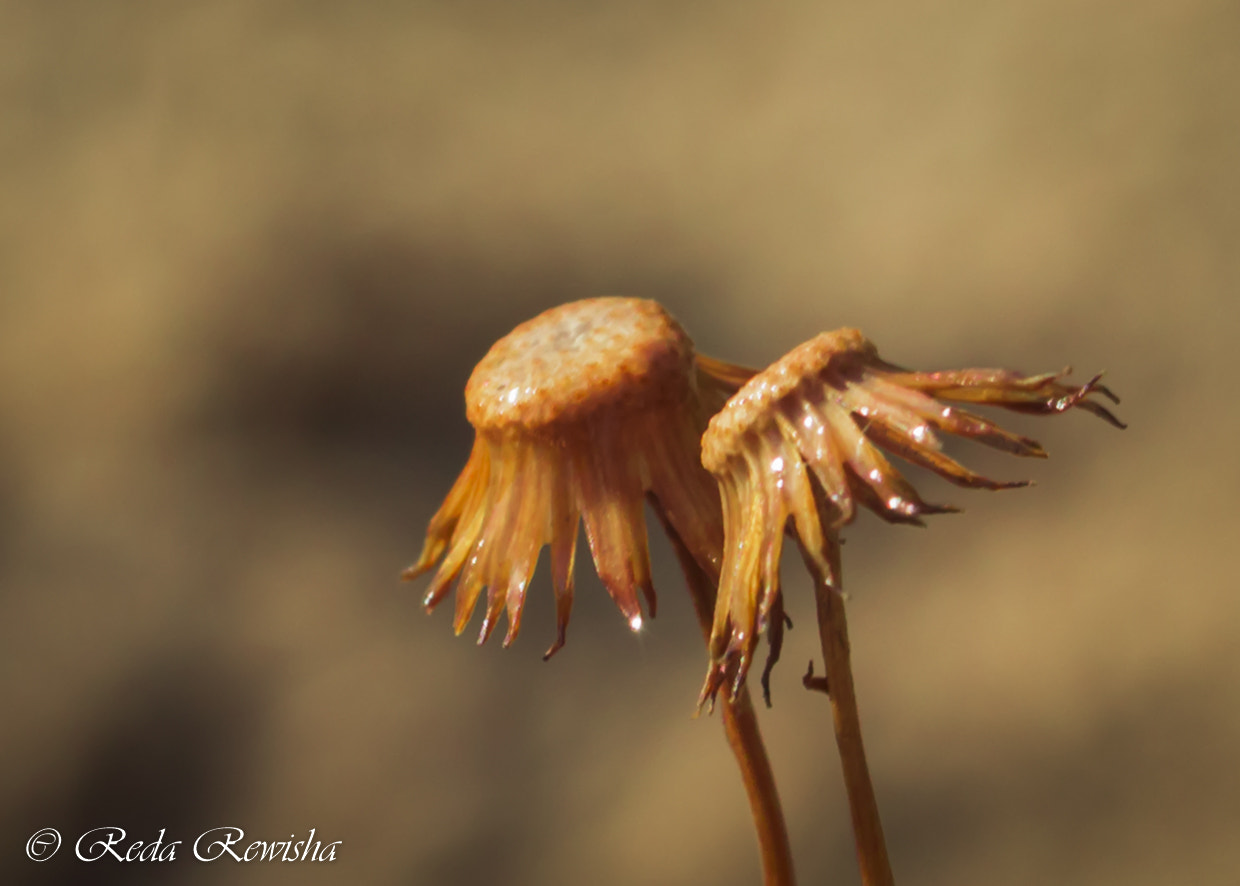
(699, 327, 1124, 702)
(405, 297, 751, 658)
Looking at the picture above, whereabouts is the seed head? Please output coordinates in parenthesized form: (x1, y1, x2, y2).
(700, 328, 1124, 703)
(406, 297, 751, 658)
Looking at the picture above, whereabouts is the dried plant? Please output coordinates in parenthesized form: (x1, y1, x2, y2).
(407, 304, 1123, 886)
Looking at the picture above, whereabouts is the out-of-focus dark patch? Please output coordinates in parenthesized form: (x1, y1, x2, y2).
(0, 432, 17, 582)
(2, 648, 262, 886)
(187, 225, 714, 484)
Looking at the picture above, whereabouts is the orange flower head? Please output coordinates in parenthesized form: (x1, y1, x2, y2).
(405, 297, 751, 658)
(699, 328, 1125, 703)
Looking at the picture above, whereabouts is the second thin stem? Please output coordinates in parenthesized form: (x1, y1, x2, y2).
(806, 555, 894, 886)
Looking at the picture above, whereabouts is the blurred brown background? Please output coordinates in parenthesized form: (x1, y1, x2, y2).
(2, 2, 1237, 884)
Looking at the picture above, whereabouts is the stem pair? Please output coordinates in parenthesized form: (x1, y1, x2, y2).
(664, 506, 894, 886)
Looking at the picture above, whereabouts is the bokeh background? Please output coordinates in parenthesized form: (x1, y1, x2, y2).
(3, 2, 1237, 884)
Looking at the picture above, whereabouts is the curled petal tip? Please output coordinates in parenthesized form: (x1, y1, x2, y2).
(1045, 371, 1126, 428)
(1089, 374, 1122, 405)
(542, 643, 563, 661)
(542, 625, 568, 661)
(697, 661, 729, 713)
(1055, 374, 1103, 412)
(1081, 369, 1120, 403)
(1078, 397, 1128, 429)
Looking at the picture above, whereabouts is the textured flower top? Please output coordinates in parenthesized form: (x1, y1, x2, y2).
(465, 298, 697, 432)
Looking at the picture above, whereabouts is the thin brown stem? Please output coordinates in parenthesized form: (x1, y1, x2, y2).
(803, 543, 894, 886)
(652, 501, 796, 886)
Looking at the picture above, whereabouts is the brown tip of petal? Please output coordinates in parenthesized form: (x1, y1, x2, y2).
(1079, 400, 1128, 429)
(1074, 373, 1128, 428)
(697, 663, 728, 713)
(464, 298, 696, 432)
(542, 628, 568, 661)
(993, 479, 1033, 490)
(402, 539, 445, 581)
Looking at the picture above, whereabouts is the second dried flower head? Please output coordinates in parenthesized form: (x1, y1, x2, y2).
(698, 328, 1124, 702)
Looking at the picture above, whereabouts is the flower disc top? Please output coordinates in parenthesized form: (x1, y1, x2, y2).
(465, 297, 696, 432)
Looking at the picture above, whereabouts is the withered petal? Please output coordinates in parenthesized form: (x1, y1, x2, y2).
(543, 485, 579, 661)
(574, 439, 654, 631)
(863, 421, 1031, 490)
